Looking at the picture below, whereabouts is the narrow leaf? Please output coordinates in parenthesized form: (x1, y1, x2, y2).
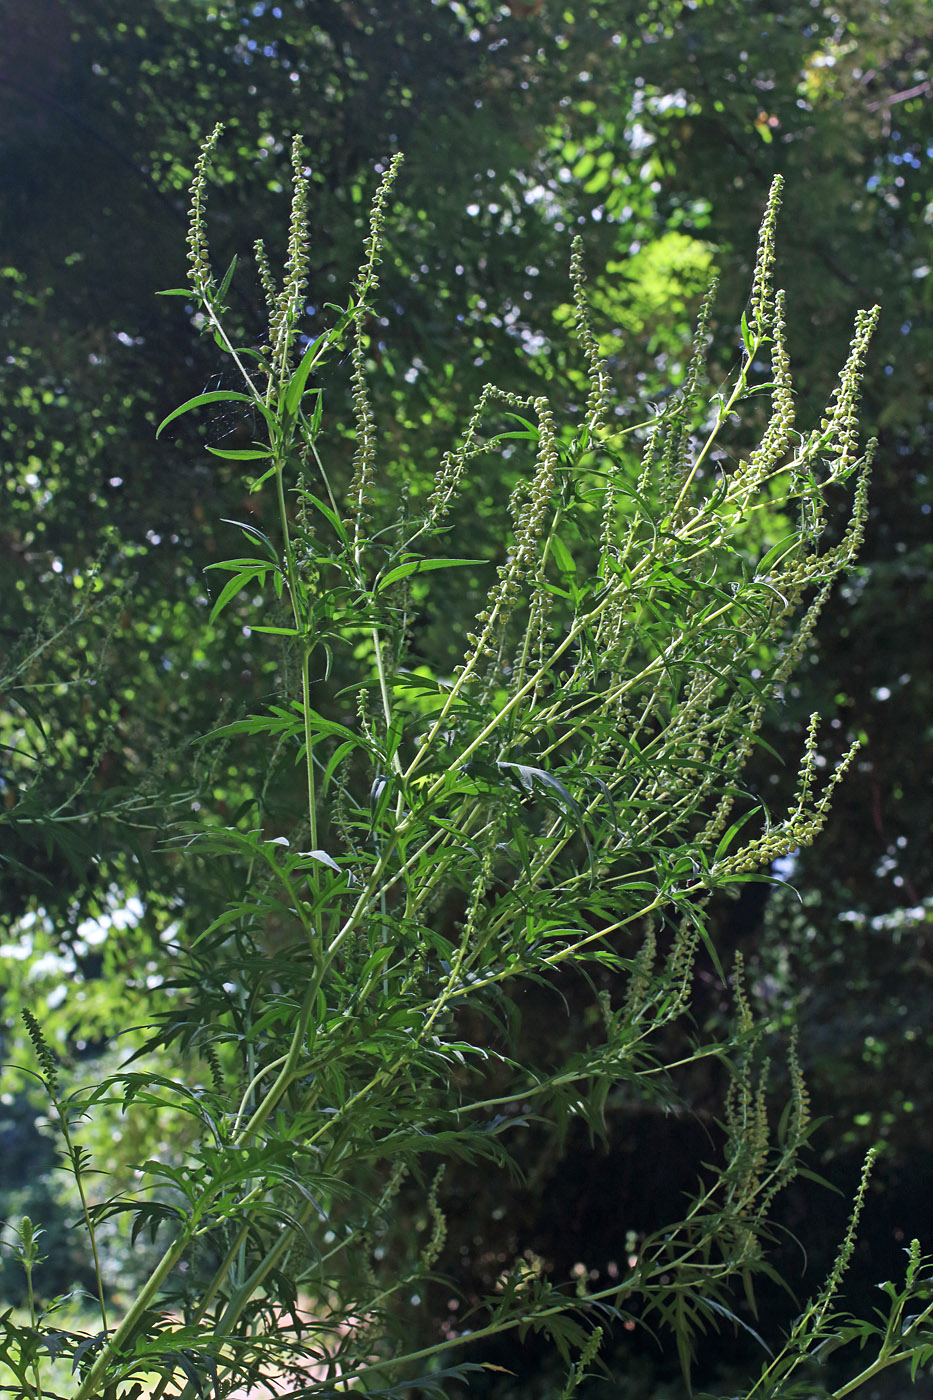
(205, 557, 276, 572)
(156, 390, 255, 438)
(284, 336, 321, 417)
(208, 567, 268, 625)
(498, 762, 583, 821)
(376, 557, 485, 593)
(205, 446, 274, 460)
(549, 535, 576, 575)
(297, 849, 341, 874)
(299, 490, 349, 542)
(217, 252, 238, 305)
(220, 517, 278, 559)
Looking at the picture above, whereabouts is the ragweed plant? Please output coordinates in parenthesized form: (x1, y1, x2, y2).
(2, 128, 930, 1399)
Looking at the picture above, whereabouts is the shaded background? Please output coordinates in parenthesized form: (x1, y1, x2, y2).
(1, 1, 930, 1392)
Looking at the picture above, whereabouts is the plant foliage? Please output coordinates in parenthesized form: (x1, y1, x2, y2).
(1, 129, 929, 1400)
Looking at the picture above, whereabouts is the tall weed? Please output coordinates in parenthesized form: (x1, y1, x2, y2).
(2, 127, 930, 1399)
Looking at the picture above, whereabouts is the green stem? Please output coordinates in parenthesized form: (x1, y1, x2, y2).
(233, 973, 320, 1147)
(23, 1258, 42, 1400)
(146, 1222, 256, 1400)
(170, 1196, 320, 1400)
(271, 437, 322, 858)
(71, 1227, 193, 1400)
(230, 1053, 289, 1135)
(52, 1107, 108, 1334)
(669, 338, 758, 519)
(299, 643, 318, 852)
(833, 1332, 933, 1397)
(832, 1294, 933, 1399)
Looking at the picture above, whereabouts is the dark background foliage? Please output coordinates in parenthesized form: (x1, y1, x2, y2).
(1, 0, 929, 1391)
